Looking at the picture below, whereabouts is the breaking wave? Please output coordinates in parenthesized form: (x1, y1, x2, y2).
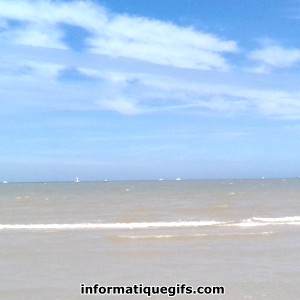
(117, 232, 274, 239)
(0, 216, 299, 231)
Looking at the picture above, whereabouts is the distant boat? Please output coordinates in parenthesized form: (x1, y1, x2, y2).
(2, 181, 8, 184)
(75, 177, 80, 183)
(104, 179, 108, 182)
(176, 178, 181, 181)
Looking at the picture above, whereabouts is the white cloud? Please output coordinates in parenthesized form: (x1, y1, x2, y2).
(1, 42, 300, 119)
(249, 43, 300, 70)
(0, 0, 104, 49)
(2, 23, 66, 49)
(0, 0, 237, 70)
(0, 0, 107, 28)
(89, 14, 238, 70)
(24, 61, 65, 78)
(1, 1, 300, 119)
(101, 98, 141, 115)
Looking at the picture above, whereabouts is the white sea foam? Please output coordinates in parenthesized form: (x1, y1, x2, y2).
(227, 216, 300, 227)
(118, 232, 274, 239)
(0, 221, 222, 230)
(252, 216, 300, 223)
(0, 217, 299, 231)
(226, 222, 272, 227)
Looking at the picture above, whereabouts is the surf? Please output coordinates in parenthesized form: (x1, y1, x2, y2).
(0, 217, 300, 231)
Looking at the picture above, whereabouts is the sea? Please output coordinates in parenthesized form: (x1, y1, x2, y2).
(0, 179, 299, 299)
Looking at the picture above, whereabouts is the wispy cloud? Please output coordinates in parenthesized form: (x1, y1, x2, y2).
(0, 0, 237, 70)
(1, 43, 300, 119)
(1, 1, 300, 120)
(248, 41, 300, 72)
(89, 15, 237, 71)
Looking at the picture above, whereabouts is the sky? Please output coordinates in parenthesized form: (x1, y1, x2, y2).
(1, 0, 300, 182)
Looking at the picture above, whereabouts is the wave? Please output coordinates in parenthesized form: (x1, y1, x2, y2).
(229, 216, 300, 227)
(118, 232, 274, 239)
(0, 216, 299, 231)
(0, 220, 222, 230)
(252, 216, 300, 222)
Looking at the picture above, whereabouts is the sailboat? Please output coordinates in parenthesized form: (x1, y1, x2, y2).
(75, 177, 80, 183)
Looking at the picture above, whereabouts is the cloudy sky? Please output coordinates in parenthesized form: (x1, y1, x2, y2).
(1, 0, 300, 182)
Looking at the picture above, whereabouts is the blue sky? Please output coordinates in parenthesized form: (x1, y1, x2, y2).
(1, 0, 300, 182)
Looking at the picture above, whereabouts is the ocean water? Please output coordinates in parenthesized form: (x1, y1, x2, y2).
(0, 179, 299, 299)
